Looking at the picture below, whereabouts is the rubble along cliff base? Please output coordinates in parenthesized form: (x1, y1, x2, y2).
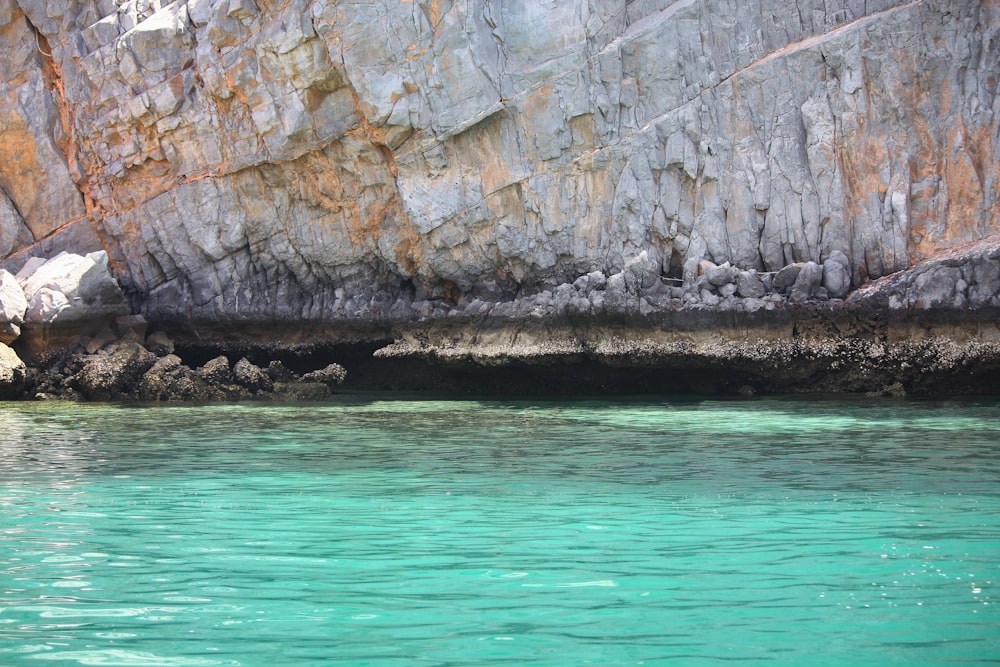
(159, 238, 1000, 397)
(157, 308, 1000, 398)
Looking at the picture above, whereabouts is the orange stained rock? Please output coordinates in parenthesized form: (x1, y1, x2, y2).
(0, 107, 43, 230)
(938, 123, 992, 249)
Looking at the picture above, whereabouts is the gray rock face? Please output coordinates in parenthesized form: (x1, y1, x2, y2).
(706, 263, 740, 287)
(735, 271, 766, 299)
(822, 251, 852, 299)
(851, 235, 1000, 310)
(18, 252, 129, 326)
(773, 264, 805, 293)
(790, 262, 824, 302)
(0, 1, 997, 332)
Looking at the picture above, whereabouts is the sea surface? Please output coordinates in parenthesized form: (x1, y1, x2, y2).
(0, 395, 998, 666)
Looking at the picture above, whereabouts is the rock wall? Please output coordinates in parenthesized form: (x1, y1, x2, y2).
(0, 0, 998, 331)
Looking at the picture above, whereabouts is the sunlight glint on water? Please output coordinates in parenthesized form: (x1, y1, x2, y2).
(1, 396, 998, 666)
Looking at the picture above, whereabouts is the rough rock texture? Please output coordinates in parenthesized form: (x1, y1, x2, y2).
(0, 269, 27, 343)
(366, 236, 1000, 395)
(13, 251, 130, 357)
(0, 341, 27, 398)
(850, 235, 1000, 310)
(21, 329, 350, 401)
(71, 340, 157, 400)
(0, 0, 997, 334)
(301, 362, 347, 387)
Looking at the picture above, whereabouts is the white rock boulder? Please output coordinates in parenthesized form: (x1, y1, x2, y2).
(15, 251, 130, 358)
(0, 269, 27, 344)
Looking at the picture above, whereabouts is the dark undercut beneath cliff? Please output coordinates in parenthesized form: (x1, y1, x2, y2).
(159, 305, 1000, 397)
(148, 238, 1000, 398)
(3, 236, 1000, 401)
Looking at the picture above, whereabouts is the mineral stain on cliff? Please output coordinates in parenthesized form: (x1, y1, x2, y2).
(0, 0, 998, 397)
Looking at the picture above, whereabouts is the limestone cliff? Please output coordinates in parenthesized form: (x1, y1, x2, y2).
(0, 0, 998, 389)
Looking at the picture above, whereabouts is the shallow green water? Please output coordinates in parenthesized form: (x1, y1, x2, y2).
(1, 395, 998, 666)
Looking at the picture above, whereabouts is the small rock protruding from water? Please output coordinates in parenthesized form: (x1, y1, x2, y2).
(200, 356, 232, 384)
(234, 357, 273, 393)
(301, 363, 347, 387)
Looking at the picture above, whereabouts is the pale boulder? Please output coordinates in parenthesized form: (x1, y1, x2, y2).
(0, 341, 26, 398)
(0, 269, 27, 344)
(16, 252, 131, 359)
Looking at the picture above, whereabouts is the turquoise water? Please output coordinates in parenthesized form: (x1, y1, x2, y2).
(1, 396, 998, 666)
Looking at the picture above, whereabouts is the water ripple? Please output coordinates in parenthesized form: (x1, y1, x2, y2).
(1, 396, 998, 665)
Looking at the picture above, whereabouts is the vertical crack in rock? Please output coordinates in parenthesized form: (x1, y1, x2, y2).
(336, 47, 424, 279)
(17, 12, 112, 263)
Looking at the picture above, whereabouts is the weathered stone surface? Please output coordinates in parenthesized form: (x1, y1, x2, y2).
(18, 251, 128, 325)
(773, 264, 805, 292)
(233, 357, 272, 393)
(790, 262, 824, 302)
(71, 341, 157, 400)
(199, 355, 232, 384)
(300, 363, 347, 388)
(0, 0, 994, 333)
(14, 251, 130, 357)
(145, 329, 175, 356)
(0, 269, 27, 343)
(850, 235, 1000, 311)
(735, 271, 766, 299)
(0, 341, 26, 398)
(706, 263, 740, 287)
(138, 353, 250, 402)
(138, 354, 193, 401)
(822, 251, 852, 300)
(266, 360, 296, 382)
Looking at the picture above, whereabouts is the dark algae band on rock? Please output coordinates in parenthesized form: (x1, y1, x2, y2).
(0, 238, 998, 400)
(0, 1, 998, 398)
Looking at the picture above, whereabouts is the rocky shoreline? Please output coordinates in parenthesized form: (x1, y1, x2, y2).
(1, 237, 998, 401)
(0, 251, 347, 401)
(1, 1, 997, 401)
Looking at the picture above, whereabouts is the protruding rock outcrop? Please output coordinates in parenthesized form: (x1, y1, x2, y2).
(0, 251, 348, 401)
(0, 342, 26, 399)
(0, 270, 27, 344)
(14, 251, 130, 358)
(370, 236, 1000, 396)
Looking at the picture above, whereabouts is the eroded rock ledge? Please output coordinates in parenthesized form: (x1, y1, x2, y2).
(0, 251, 347, 401)
(1, 236, 998, 402)
(370, 237, 1000, 397)
(0, 1, 997, 400)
